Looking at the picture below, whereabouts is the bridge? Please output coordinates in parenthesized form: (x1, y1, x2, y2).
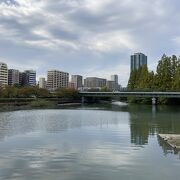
(79, 91, 180, 104)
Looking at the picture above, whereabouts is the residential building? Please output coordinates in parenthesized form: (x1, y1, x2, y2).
(68, 82, 75, 89)
(84, 77, 107, 89)
(39, 77, 46, 89)
(111, 74, 118, 90)
(8, 69, 19, 86)
(71, 75, 83, 89)
(22, 70, 36, 86)
(19, 72, 23, 86)
(106, 80, 116, 91)
(47, 70, 69, 91)
(131, 53, 147, 71)
(0, 62, 8, 87)
(111, 75, 118, 84)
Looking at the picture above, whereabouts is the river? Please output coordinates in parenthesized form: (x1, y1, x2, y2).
(0, 103, 180, 179)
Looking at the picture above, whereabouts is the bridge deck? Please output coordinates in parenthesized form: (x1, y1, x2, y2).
(79, 92, 180, 98)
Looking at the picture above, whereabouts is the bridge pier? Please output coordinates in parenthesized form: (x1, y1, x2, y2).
(152, 97, 157, 105)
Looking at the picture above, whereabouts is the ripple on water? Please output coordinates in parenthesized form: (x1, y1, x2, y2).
(0, 108, 180, 180)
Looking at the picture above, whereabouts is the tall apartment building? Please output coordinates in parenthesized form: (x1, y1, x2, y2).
(111, 75, 118, 84)
(131, 53, 147, 71)
(8, 69, 19, 86)
(107, 80, 116, 91)
(19, 72, 23, 86)
(22, 70, 36, 86)
(71, 75, 83, 89)
(0, 62, 8, 87)
(39, 77, 46, 89)
(47, 70, 69, 91)
(111, 74, 118, 90)
(84, 77, 107, 89)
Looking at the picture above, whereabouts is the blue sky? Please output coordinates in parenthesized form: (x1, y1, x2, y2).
(0, 0, 180, 86)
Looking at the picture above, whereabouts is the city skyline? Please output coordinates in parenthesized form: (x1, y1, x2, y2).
(0, 61, 121, 90)
(0, 0, 180, 86)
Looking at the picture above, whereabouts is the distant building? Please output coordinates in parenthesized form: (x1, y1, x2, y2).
(106, 80, 116, 91)
(19, 72, 23, 86)
(0, 62, 8, 87)
(71, 75, 83, 89)
(111, 75, 118, 84)
(84, 77, 107, 89)
(131, 53, 147, 71)
(22, 70, 36, 86)
(39, 77, 46, 89)
(111, 74, 118, 90)
(68, 82, 75, 89)
(47, 70, 69, 91)
(8, 69, 19, 86)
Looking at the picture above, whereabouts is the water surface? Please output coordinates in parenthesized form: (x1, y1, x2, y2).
(0, 104, 180, 180)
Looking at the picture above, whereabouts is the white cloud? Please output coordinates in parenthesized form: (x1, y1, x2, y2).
(85, 31, 137, 53)
(173, 37, 180, 44)
(0, 0, 180, 86)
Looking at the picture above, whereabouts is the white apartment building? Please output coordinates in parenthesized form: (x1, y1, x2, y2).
(0, 62, 8, 87)
(47, 70, 69, 91)
(39, 77, 46, 89)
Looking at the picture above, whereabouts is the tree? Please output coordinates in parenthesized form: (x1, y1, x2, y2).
(137, 65, 150, 90)
(1, 86, 18, 98)
(128, 69, 138, 90)
(172, 62, 180, 90)
(156, 54, 172, 91)
(55, 88, 80, 99)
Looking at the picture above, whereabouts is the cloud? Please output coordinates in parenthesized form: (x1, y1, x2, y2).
(0, 0, 180, 86)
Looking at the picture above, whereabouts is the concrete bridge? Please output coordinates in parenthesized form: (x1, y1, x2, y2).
(79, 91, 180, 105)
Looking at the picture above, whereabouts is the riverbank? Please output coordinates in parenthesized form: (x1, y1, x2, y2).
(0, 98, 82, 111)
(158, 134, 180, 149)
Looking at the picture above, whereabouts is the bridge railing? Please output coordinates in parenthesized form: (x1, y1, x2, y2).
(79, 91, 180, 98)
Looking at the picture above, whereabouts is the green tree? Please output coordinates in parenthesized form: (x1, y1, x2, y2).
(172, 62, 180, 90)
(137, 65, 150, 90)
(128, 69, 138, 90)
(156, 55, 172, 91)
(101, 86, 109, 92)
(55, 88, 80, 99)
(1, 86, 18, 98)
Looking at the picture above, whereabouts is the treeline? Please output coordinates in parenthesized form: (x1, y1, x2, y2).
(0, 86, 80, 99)
(128, 54, 180, 104)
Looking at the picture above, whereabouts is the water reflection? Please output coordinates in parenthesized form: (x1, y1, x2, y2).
(0, 109, 129, 141)
(0, 106, 180, 146)
(128, 105, 180, 146)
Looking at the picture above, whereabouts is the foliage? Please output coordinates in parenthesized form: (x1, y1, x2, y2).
(128, 54, 180, 104)
(0, 86, 51, 98)
(55, 88, 80, 99)
(101, 86, 109, 92)
(0, 86, 81, 100)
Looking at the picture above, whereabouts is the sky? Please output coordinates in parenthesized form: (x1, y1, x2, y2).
(0, 0, 180, 86)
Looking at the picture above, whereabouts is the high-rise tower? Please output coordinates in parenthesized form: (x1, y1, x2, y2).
(131, 53, 147, 71)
